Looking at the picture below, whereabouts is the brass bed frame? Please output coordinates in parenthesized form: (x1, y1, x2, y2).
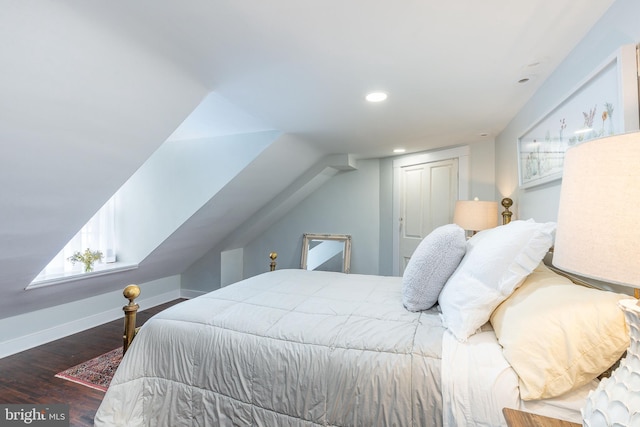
(121, 198, 516, 354)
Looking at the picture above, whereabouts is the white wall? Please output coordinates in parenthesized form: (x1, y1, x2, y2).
(0, 275, 181, 359)
(469, 138, 497, 201)
(116, 131, 278, 263)
(243, 159, 382, 278)
(0, 2, 207, 318)
(182, 159, 380, 292)
(495, 0, 640, 221)
(182, 140, 496, 289)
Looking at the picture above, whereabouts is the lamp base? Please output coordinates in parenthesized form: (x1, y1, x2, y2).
(582, 299, 640, 426)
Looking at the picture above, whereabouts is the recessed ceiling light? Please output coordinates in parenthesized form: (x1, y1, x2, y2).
(393, 148, 406, 153)
(366, 92, 388, 102)
(480, 133, 489, 137)
(518, 77, 530, 84)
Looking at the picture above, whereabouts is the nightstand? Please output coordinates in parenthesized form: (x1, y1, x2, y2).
(502, 408, 581, 427)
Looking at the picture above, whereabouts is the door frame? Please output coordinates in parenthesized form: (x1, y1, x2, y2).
(392, 145, 470, 275)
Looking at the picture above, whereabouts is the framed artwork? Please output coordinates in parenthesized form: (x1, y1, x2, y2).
(518, 44, 639, 189)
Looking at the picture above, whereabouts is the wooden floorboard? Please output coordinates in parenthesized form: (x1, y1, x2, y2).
(0, 299, 185, 427)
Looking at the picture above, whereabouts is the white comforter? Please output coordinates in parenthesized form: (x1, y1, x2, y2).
(95, 270, 446, 426)
(95, 269, 589, 426)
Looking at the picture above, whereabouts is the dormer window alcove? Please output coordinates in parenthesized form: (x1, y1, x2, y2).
(27, 196, 137, 289)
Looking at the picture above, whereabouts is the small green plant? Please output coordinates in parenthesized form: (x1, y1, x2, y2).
(68, 248, 104, 273)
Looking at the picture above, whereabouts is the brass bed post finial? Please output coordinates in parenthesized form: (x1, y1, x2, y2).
(269, 252, 278, 271)
(501, 197, 513, 225)
(122, 284, 140, 355)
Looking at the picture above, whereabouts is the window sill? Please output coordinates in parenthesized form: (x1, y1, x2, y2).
(26, 263, 139, 290)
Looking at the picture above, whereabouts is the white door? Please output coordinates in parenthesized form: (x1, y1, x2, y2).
(398, 158, 458, 273)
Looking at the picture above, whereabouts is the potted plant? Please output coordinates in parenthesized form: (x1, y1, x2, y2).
(68, 248, 104, 273)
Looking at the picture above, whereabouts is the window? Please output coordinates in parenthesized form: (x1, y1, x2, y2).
(31, 197, 117, 284)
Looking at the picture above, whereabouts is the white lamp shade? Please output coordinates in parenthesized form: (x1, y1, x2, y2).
(453, 199, 499, 231)
(553, 131, 640, 288)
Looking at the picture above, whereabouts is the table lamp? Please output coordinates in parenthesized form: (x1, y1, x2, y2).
(552, 131, 640, 426)
(453, 198, 499, 235)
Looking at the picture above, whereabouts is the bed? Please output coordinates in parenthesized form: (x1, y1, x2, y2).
(95, 219, 631, 426)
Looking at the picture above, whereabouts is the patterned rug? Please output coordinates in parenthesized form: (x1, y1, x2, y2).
(55, 347, 122, 392)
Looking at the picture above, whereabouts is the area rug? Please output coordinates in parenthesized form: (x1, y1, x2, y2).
(55, 347, 122, 392)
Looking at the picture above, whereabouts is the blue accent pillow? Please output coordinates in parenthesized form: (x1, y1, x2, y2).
(402, 224, 467, 311)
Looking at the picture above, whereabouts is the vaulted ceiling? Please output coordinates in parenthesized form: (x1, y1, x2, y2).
(61, 0, 615, 156)
(0, 1, 616, 319)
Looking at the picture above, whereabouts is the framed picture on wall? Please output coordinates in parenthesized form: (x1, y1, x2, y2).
(517, 44, 639, 189)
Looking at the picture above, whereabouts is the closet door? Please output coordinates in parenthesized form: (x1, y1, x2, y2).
(398, 158, 458, 274)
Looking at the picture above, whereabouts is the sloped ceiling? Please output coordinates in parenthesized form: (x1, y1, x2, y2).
(1, 3, 208, 317)
(0, 1, 616, 319)
(60, 0, 615, 156)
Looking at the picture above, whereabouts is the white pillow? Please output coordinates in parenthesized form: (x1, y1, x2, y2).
(438, 219, 556, 341)
(402, 224, 466, 311)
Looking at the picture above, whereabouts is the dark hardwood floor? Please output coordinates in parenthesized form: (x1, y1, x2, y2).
(0, 299, 185, 426)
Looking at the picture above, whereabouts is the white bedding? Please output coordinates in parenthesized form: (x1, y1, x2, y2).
(442, 326, 519, 427)
(441, 325, 594, 426)
(94, 269, 590, 426)
(95, 270, 446, 426)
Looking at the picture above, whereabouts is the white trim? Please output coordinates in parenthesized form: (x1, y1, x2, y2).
(180, 288, 208, 299)
(392, 146, 470, 275)
(0, 288, 179, 359)
(27, 263, 139, 290)
(392, 145, 470, 169)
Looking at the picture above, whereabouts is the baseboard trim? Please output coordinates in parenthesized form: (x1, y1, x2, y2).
(0, 289, 180, 359)
(180, 288, 208, 299)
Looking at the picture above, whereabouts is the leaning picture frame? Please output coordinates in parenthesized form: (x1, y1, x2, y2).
(517, 44, 639, 189)
(300, 233, 352, 274)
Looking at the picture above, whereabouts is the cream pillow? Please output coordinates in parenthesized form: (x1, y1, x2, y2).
(490, 263, 631, 400)
(438, 219, 556, 341)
